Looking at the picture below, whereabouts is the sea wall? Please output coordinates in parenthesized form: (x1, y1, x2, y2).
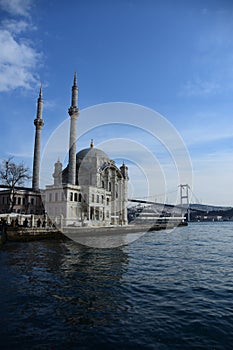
(6, 227, 64, 242)
(3, 221, 187, 243)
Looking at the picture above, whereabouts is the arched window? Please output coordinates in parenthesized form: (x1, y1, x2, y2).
(79, 193, 82, 202)
(102, 180, 105, 188)
(70, 192, 73, 201)
(109, 182, 111, 192)
(74, 193, 78, 201)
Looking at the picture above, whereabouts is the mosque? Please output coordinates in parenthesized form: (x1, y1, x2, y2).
(0, 74, 129, 227)
(45, 74, 129, 226)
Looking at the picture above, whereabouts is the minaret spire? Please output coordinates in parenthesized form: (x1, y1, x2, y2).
(32, 85, 44, 191)
(73, 71, 77, 86)
(71, 71, 78, 108)
(68, 72, 79, 185)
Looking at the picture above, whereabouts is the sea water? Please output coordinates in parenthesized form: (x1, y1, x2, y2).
(0, 222, 233, 349)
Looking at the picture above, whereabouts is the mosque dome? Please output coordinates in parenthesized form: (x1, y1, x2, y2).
(62, 141, 111, 185)
(76, 147, 109, 162)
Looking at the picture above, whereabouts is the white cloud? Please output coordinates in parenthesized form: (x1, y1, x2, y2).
(0, 1, 41, 92)
(0, 29, 40, 91)
(2, 19, 29, 34)
(0, 0, 32, 17)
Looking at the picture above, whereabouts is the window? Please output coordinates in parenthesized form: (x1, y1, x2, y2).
(55, 192, 58, 201)
(102, 180, 105, 188)
(49, 193, 52, 202)
(17, 197, 21, 205)
(97, 195, 99, 203)
(31, 198, 34, 205)
(92, 194, 95, 203)
(79, 193, 82, 202)
(70, 192, 73, 201)
(107, 198, 109, 206)
(101, 195, 104, 204)
(109, 182, 111, 191)
(23, 198, 25, 205)
(74, 193, 78, 202)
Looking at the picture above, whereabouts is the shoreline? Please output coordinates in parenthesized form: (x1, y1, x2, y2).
(2, 222, 187, 244)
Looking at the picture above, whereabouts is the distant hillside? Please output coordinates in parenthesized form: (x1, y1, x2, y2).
(207, 207, 233, 219)
(190, 204, 232, 212)
(189, 204, 233, 220)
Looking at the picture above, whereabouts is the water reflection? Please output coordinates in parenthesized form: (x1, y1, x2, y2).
(0, 240, 129, 347)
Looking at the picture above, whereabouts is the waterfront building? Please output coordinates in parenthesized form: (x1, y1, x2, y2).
(45, 74, 129, 227)
(0, 188, 43, 214)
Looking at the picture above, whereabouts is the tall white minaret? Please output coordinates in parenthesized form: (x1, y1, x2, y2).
(32, 85, 44, 191)
(68, 72, 79, 185)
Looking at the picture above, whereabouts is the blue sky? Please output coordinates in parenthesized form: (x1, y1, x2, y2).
(0, 0, 233, 205)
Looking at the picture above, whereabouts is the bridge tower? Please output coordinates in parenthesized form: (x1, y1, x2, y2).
(179, 184, 190, 221)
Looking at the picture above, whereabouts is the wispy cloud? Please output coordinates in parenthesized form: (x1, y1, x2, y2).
(1, 18, 30, 33)
(180, 8, 233, 98)
(0, 0, 32, 17)
(181, 125, 233, 147)
(191, 150, 233, 206)
(0, 0, 41, 92)
(180, 78, 220, 97)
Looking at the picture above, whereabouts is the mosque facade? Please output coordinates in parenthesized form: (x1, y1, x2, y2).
(44, 74, 129, 227)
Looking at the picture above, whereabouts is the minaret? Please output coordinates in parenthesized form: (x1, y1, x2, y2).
(68, 72, 79, 185)
(32, 85, 44, 191)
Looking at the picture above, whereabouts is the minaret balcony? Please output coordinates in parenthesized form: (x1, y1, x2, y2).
(34, 118, 44, 128)
(68, 106, 79, 116)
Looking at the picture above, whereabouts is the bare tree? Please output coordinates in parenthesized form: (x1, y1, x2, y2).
(0, 158, 31, 212)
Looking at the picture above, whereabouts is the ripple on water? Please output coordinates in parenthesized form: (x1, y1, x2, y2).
(1, 224, 233, 349)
